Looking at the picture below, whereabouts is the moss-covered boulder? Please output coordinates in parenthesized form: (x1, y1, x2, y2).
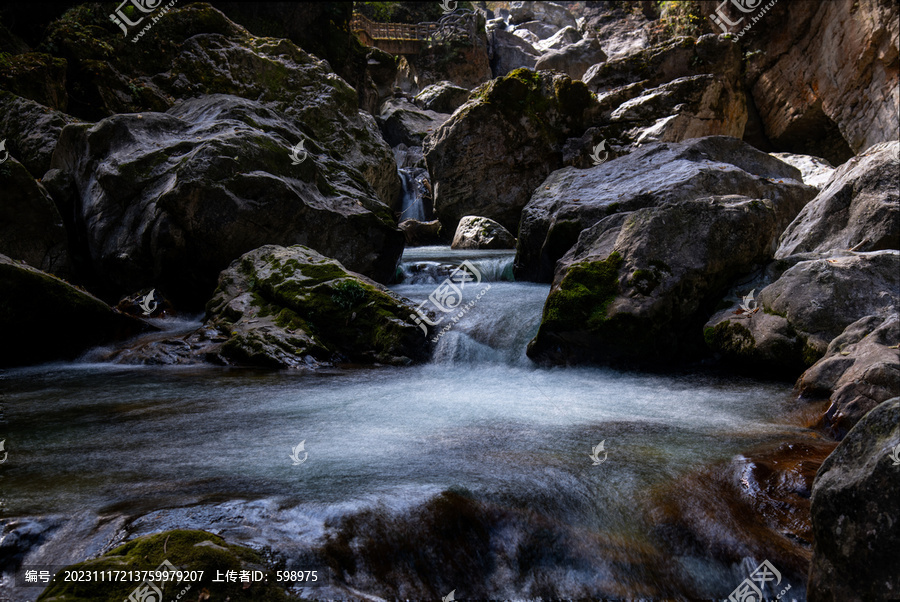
(424, 68, 596, 234)
(46, 93, 403, 308)
(0, 156, 69, 275)
(705, 251, 900, 377)
(37, 529, 296, 602)
(0, 253, 146, 367)
(451, 215, 516, 250)
(808, 397, 900, 600)
(527, 196, 784, 366)
(0, 51, 68, 111)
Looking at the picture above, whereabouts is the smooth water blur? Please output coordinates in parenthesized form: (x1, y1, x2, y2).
(0, 247, 807, 600)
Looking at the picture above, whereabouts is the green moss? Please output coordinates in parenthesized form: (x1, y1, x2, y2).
(630, 268, 660, 295)
(544, 252, 623, 330)
(802, 341, 824, 366)
(331, 279, 368, 310)
(36, 529, 295, 601)
(704, 320, 756, 356)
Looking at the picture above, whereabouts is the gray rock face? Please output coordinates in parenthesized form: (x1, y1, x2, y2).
(424, 69, 595, 235)
(489, 28, 541, 77)
(535, 26, 581, 52)
(534, 35, 606, 81)
(799, 313, 900, 439)
(516, 136, 816, 282)
(377, 98, 450, 147)
(400, 219, 443, 247)
(769, 153, 835, 191)
(705, 251, 900, 374)
(527, 195, 786, 365)
(0, 157, 69, 276)
(414, 81, 471, 114)
(508, 2, 577, 30)
(47, 94, 403, 308)
(0, 253, 146, 367)
(0, 91, 82, 177)
(451, 216, 516, 250)
(808, 397, 900, 601)
(777, 141, 900, 257)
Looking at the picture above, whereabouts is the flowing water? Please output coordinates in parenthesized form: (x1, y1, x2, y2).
(0, 248, 807, 600)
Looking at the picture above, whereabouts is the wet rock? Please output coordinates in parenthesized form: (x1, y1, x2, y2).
(798, 314, 900, 439)
(451, 216, 516, 250)
(400, 219, 443, 247)
(0, 253, 147, 367)
(377, 98, 450, 147)
(0, 156, 69, 276)
(0, 90, 83, 177)
(116, 289, 177, 320)
(424, 68, 595, 234)
(739, 0, 898, 161)
(777, 141, 900, 257)
(808, 397, 900, 601)
(535, 35, 607, 81)
(527, 195, 789, 365)
(204, 245, 431, 368)
(705, 251, 900, 374)
(414, 81, 471, 114)
(516, 136, 815, 283)
(48, 93, 403, 308)
(37, 529, 295, 601)
(769, 153, 835, 191)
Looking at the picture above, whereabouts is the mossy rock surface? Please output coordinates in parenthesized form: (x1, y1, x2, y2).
(37, 529, 296, 602)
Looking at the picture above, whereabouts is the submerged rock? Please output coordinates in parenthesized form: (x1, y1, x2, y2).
(0, 253, 147, 367)
(808, 397, 900, 600)
(451, 216, 516, 250)
(36, 529, 294, 601)
(206, 245, 431, 368)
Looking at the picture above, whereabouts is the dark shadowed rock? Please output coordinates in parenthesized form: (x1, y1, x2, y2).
(46, 94, 403, 308)
(0, 157, 69, 275)
(777, 141, 900, 257)
(377, 98, 450, 147)
(451, 216, 516, 250)
(516, 136, 816, 283)
(535, 35, 607, 81)
(414, 81, 471, 114)
(0, 51, 68, 111)
(0, 253, 147, 367)
(527, 196, 786, 365)
(489, 28, 541, 77)
(425, 68, 596, 235)
(808, 397, 900, 601)
(0, 91, 83, 177)
(400, 219, 443, 247)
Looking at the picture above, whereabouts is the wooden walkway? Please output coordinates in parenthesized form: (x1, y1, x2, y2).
(350, 11, 477, 55)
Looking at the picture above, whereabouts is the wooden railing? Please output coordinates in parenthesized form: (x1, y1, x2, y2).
(350, 10, 478, 49)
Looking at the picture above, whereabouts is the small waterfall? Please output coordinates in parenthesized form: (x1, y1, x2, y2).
(398, 168, 426, 222)
(395, 247, 516, 284)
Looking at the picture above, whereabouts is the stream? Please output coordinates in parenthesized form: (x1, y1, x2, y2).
(0, 247, 807, 600)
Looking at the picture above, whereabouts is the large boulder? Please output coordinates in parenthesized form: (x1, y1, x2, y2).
(534, 35, 607, 81)
(0, 157, 69, 275)
(807, 397, 900, 601)
(407, 11, 492, 90)
(0, 90, 82, 177)
(0, 253, 146, 367)
(424, 68, 596, 235)
(508, 2, 578, 30)
(736, 0, 899, 161)
(535, 26, 582, 52)
(377, 98, 450, 147)
(451, 216, 516, 250)
(414, 81, 471, 114)
(526, 195, 789, 365)
(704, 251, 900, 374)
(769, 153, 835, 191)
(488, 28, 541, 77)
(516, 136, 816, 282)
(798, 313, 900, 438)
(777, 141, 900, 257)
(203, 245, 432, 368)
(46, 94, 403, 308)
